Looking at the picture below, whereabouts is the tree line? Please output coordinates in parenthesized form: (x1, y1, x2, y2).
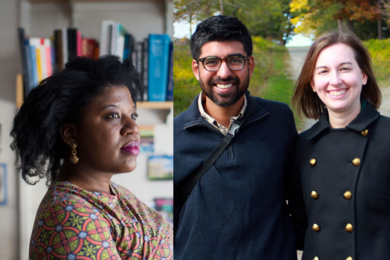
(174, 0, 390, 44)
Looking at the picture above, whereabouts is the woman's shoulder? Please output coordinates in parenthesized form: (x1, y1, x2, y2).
(110, 182, 173, 254)
(111, 182, 173, 230)
(38, 181, 97, 211)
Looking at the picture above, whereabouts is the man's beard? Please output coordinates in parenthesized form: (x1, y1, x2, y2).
(199, 75, 249, 107)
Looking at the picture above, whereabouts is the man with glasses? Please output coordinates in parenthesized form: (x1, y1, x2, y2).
(174, 15, 302, 260)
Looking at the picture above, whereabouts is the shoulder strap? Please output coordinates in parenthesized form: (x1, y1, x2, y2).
(174, 118, 243, 229)
(182, 119, 242, 199)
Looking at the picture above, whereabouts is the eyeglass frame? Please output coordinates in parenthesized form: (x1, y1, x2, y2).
(195, 54, 250, 72)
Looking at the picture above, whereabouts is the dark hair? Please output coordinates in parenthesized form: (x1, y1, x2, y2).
(190, 15, 253, 59)
(10, 55, 142, 185)
(292, 30, 381, 119)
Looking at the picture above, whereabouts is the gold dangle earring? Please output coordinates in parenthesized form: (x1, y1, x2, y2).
(70, 143, 79, 164)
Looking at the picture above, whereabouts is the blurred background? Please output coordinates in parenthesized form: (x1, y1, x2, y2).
(0, 0, 173, 259)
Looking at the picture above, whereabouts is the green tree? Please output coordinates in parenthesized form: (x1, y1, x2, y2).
(174, 0, 295, 45)
(174, 0, 214, 36)
(290, 0, 389, 39)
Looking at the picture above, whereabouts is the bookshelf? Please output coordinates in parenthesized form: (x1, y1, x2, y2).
(18, 0, 174, 104)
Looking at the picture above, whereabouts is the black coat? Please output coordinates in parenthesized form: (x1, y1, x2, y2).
(292, 103, 390, 260)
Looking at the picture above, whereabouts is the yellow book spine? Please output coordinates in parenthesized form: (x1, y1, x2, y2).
(16, 74, 24, 109)
(36, 48, 42, 82)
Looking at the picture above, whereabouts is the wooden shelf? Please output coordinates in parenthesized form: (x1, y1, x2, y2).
(137, 101, 172, 110)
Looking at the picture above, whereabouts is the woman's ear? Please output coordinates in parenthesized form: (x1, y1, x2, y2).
(310, 79, 317, 92)
(60, 124, 78, 146)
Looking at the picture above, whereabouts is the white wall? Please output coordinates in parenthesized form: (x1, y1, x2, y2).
(28, 1, 171, 42)
(0, 0, 21, 259)
(0, 1, 173, 260)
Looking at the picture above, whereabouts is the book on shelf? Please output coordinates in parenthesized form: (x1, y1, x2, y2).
(99, 20, 114, 56)
(100, 20, 135, 62)
(142, 38, 149, 101)
(67, 28, 80, 63)
(147, 34, 171, 102)
(17, 28, 32, 96)
(166, 41, 174, 101)
(53, 29, 64, 71)
(81, 38, 99, 60)
(29, 37, 53, 83)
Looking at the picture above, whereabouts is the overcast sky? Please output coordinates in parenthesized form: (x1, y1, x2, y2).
(173, 21, 313, 47)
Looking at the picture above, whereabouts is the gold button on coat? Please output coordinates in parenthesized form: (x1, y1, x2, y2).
(346, 257, 353, 260)
(352, 158, 360, 166)
(361, 129, 368, 136)
(312, 223, 320, 232)
(313, 257, 319, 260)
(311, 191, 319, 199)
(310, 158, 316, 166)
(345, 223, 353, 232)
(343, 191, 352, 200)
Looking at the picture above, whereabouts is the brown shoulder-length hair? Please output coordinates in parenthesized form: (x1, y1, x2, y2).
(292, 30, 381, 120)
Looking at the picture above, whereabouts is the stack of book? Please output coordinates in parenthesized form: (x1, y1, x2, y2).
(17, 21, 173, 103)
(18, 28, 99, 98)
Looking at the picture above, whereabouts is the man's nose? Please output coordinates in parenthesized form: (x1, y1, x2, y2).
(216, 60, 232, 79)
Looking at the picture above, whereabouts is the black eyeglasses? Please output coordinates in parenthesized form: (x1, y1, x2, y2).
(196, 54, 249, 72)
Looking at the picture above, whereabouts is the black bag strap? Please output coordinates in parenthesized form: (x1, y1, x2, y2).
(174, 118, 243, 229)
(181, 119, 242, 200)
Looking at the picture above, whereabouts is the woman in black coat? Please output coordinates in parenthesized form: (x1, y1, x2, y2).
(290, 31, 389, 260)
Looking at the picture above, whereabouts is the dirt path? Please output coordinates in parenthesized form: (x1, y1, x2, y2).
(287, 47, 316, 132)
(379, 86, 390, 117)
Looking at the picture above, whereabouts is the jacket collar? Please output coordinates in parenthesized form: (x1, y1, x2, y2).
(306, 102, 380, 140)
(183, 91, 269, 129)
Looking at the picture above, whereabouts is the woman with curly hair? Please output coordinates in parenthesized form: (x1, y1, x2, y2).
(11, 56, 173, 259)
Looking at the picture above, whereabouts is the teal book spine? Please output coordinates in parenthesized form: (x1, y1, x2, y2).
(147, 34, 170, 101)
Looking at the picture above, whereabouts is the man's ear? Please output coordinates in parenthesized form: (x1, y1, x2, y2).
(60, 124, 78, 147)
(192, 59, 200, 80)
(248, 56, 255, 77)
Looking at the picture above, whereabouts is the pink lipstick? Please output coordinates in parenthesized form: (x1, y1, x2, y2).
(121, 141, 140, 156)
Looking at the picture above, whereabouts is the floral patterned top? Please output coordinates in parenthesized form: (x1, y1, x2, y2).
(29, 181, 173, 260)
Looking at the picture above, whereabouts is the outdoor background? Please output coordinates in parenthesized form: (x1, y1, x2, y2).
(173, 0, 390, 132)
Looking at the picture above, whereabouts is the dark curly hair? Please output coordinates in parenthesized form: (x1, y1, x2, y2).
(190, 15, 253, 59)
(10, 55, 142, 185)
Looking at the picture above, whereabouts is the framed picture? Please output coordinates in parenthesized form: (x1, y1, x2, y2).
(154, 198, 173, 226)
(0, 163, 7, 205)
(139, 126, 154, 152)
(147, 155, 173, 180)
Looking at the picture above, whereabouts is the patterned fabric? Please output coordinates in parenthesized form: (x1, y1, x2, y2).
(29, 181, 173, 260)
(197, 91, 247, 135)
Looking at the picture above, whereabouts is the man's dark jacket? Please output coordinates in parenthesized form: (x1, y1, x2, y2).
(174, 92, 299, 260)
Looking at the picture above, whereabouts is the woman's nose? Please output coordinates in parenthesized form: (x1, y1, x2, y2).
(330, 72, 342, 85)
(121, 116, 139, 136)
